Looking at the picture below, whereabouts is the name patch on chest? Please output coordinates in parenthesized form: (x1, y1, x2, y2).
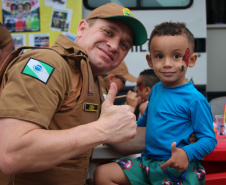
(84, 103, 99, 112)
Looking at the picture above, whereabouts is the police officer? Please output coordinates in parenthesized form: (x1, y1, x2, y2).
(0, 3, 147, 185)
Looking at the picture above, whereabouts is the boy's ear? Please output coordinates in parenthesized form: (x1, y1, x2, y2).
(144, 86, 151, 96)
(188, 53, 198, 68)
(146, 54, 153, 68)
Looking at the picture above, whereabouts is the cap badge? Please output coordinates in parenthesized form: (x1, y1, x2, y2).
(123, 8, 134, 17)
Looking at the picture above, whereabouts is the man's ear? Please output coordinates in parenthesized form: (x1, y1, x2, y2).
(188, 53, 198, 68)
(77, 20, 88, 37)
(146, 54, 153, 68)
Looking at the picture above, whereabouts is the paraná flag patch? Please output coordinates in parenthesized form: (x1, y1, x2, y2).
(22, 58, 54, 84)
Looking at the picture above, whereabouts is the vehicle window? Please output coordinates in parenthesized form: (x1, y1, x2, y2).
(141, 0, 191, 8)
(206, 0, 226, 24)
(83, 0, 192, 10)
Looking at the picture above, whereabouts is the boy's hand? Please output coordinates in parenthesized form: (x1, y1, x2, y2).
(159, 142, 189, 172)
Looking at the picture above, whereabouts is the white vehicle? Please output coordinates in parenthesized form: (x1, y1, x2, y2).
(83, 0, 207, 87)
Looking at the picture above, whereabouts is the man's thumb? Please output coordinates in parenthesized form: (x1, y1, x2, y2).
(105, 82, 117, 106)
(171, 142, 177, 153)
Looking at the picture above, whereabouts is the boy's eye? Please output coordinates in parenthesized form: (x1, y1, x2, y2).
(157, 55, 163, 59)
(174, 54, 181, 59)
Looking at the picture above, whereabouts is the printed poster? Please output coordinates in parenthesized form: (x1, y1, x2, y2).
(50, 8, 72, 32)
(11, 34, 26, 53)
(45, 0, 67, 9)
(29, 33, 49, 47)
(2, 0, 40, 32)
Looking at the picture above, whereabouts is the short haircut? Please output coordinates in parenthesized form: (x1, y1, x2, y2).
(148, 22, 195, 52)
(139, 69, 160, 88)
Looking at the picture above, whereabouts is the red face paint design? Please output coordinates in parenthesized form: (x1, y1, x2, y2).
(134, 82, 144, 92)
(182, 48, 190, 66)
(138, 82, 143, 91)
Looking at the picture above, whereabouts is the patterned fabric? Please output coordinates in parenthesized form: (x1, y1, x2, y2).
(115, 156, 205, 185)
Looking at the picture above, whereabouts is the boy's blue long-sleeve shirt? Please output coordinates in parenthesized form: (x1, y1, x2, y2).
(137, 82, 217, 162)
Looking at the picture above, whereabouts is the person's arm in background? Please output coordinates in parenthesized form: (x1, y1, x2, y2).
(0, 83, 137, 175)
(0, 23, 14, 67)
(139, 101, 148, 116)
(0, 39, 14, 66)
(126, 90, 142, 112)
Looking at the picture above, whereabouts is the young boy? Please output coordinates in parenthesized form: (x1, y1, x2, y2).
(126, 69, 160, 119)
(94, 22, 217, 185)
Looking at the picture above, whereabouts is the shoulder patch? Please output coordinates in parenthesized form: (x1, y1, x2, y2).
(21, 58, 55, 84)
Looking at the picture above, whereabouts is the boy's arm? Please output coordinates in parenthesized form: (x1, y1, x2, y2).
(161, 99, 217, 172)
(183, 99, 217, 162)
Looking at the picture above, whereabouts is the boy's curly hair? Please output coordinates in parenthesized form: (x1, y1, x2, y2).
(148, 22, 195, 52)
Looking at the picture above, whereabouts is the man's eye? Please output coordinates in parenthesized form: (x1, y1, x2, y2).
(120, 42, 128, 50)
(104, 30, 111, 36)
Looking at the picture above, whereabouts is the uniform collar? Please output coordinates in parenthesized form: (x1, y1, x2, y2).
(53, 34, 88, 58)
(52, 34, 103, 97)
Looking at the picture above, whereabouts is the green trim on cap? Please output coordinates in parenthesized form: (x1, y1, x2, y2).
(100, 16, 147, 46)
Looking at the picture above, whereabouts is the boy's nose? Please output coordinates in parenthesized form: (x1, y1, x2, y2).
(163, 58, 172, 67)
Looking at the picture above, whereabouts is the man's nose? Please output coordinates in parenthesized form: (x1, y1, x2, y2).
(108, 38, 120, 51)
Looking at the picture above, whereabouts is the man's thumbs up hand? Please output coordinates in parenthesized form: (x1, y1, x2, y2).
(102, 83, 118, 108)
(98, 83, 137, 144)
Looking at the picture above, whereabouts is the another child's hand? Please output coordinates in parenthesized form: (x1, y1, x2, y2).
(126, 90, 141, 112)
(159, 142, 189, 172)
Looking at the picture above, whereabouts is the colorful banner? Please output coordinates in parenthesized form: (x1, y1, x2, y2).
(1, 0, 82, 47)
(2, 0, 40, 32)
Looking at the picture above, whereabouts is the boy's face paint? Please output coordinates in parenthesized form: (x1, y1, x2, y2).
(134, 82, 143, 92)
(138, 82, 143, 91)
(182, 48, 190, 66)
